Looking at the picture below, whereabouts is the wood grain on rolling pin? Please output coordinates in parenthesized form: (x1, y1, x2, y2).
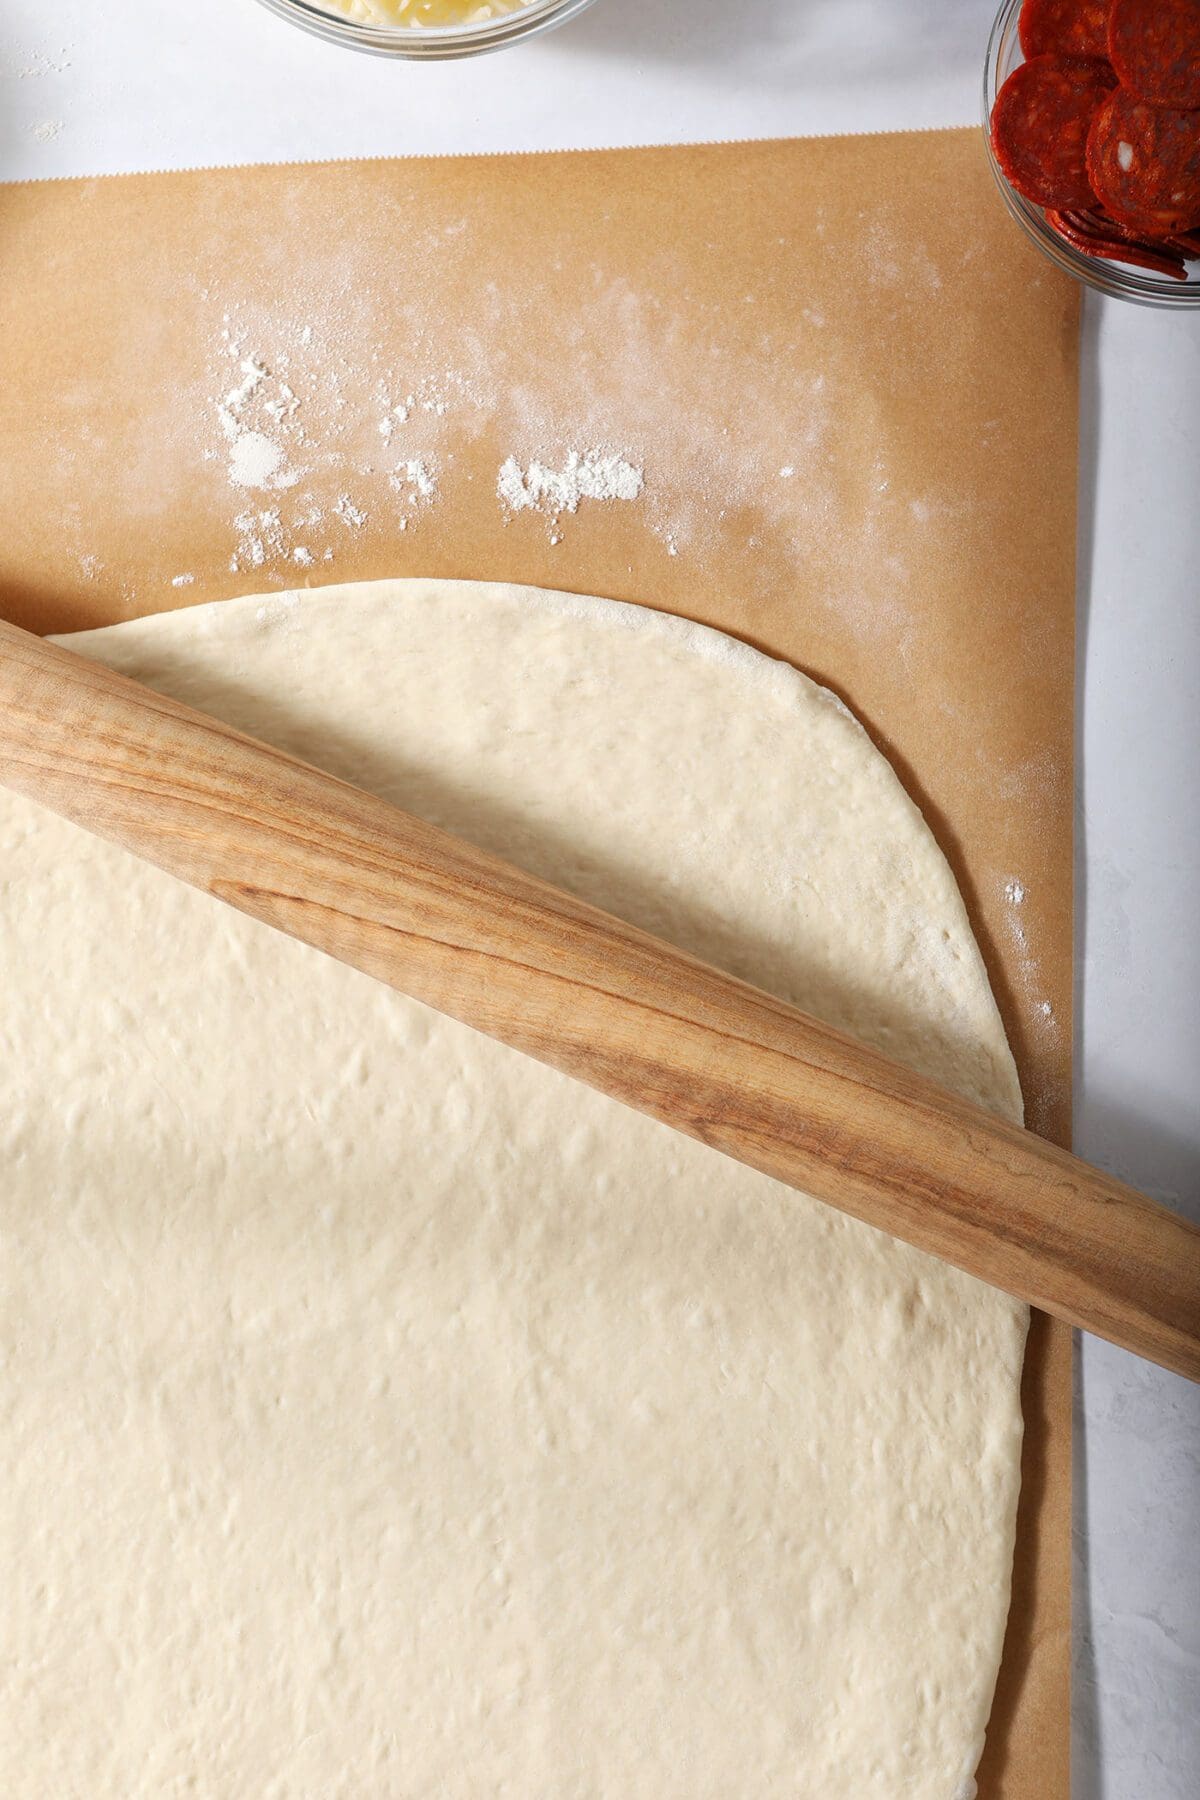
(1, 618, 1197, 1381)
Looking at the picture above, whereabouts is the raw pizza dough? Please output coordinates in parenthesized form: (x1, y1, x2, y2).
(0, 580, 1027, 1799)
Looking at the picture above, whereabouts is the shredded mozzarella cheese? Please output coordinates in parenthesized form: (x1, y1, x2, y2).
(318, 0, 533, 26)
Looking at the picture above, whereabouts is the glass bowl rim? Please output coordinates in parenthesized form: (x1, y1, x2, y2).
(253, 0, 599, 57)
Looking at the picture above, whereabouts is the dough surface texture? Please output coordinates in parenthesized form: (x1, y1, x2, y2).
(0, 580, 1026, 1799)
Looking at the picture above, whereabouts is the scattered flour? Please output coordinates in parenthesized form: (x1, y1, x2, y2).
(207, 313, 460, 573)
(388, 456, 439, 529)
(264, 386, 299, 424)
(399, 458, 436, 501)
(29, 119, 62, 142)
(170, 573, 195, 588)
(214, 344, 301, 494)
(378, 398, 412, 444)
(334, 496, 368, 530)
(141, 211, 969, 595)
(189, 239, 929, 592)
(497, 451, 644, 519)
(231, 507, 288, 573)
(221, 356, 267, 423)
(999, 875, 1058, 1050)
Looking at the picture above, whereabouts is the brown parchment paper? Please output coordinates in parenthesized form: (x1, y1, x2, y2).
(0, 130, 1075, 1796)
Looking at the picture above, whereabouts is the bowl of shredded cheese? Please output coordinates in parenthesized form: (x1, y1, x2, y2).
(255, 0, 600, 57)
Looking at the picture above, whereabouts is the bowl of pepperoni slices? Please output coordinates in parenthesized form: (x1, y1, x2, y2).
(985, 0, 1200, 305)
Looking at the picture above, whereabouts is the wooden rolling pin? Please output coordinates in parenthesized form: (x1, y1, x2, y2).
(1, 617, 1198, 1381)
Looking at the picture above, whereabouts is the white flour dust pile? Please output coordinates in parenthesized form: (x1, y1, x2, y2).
(497, 451, 645, 546)
(497, 450, 644, 516)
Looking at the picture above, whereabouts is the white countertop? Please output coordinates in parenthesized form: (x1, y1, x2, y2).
(3, 1, 1197, 1792)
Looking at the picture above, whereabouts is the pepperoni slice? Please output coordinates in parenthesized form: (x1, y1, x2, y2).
(1108, 0, 1200, 110)
(1062, 204, 1148, 242)
(1087, 89, 1200, 234)
(1047, 208, 1190, 278)
(1019, 0, 1111, 60)
(991, 55, 1118, 209)
(1064, 204, 1200, 256)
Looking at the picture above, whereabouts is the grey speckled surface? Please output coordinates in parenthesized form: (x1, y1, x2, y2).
(2, 1, 1197, 1790)
(1073, 298, 1200, 1800)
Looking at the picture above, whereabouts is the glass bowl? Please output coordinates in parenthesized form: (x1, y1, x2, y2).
(254, 0, 599, 59)
(983, 0, 1200, 308)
